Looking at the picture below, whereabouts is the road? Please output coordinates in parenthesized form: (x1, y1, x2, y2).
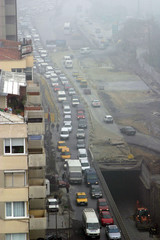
(18, 1, 160, 239)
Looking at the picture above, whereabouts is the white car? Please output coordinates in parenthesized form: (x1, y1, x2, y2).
(92, 100, 101, 107)
(64, 114, 72, 124)
(63, 107, 71, 115)
(60, 127, 69, 139)
(104, 115, 113, 123)
(47, 198, 59, 212)
(63, 122, 72, 132)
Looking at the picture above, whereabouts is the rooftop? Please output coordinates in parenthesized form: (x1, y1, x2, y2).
(0, 111, 24, 124)
(0, 71, 26, 95)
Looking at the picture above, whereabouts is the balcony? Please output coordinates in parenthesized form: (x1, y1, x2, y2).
(27, 95, 41, 106)
(29, 154, 46, 168)
(29, 169, 45, 179)
(29, 210, 47, 230)
(28, 135, 44, 154)
(29, 185, 46, 199)
(28, 122, 45, 135)
(29, 199, 46, 210)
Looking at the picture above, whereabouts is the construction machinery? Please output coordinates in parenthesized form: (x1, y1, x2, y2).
(135, 201, 152, 230)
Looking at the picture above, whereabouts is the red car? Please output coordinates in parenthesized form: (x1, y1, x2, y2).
(99, 211, 114, 226)
(97, 198, 109, 212)
(77, 110, 85, 119)
(54, 86, 61, 92)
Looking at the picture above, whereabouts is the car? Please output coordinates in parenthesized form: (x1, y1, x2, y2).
(97, 198, 109, 212)
(104, 115, 113, 123)
(76, 192, 88, 206)
(64, 84, 71, 91)
(60, 127, 69, 139)
(77, 139, 86, 149)
(99, 211, 114, 226)
(46, 198, 59, 212)
(68, 88, 76, 96)
(90, 184, 103, 198)
(57, 141, 67, 152)
(54, 86, 61, 92)
(72, 98, 80, 107)
(77, 110, 85, 119)
(120, 126, 136, 136)
(61, 148, 71, 160)
(80, 159, 90, 172)
(64, 114, 72, 124)
(62, 100, 70, 108)
(52, 82, 59, 87)
(78, 119, 87, 129)
(76, 129, 85, 139)
(58, 177, 67, 188)
(63, 107, 71, 115)
(105, 225, 121, 240)
(63, 122, 72, 132)
(92, 100, 101, 107)
(72, 71, 79, 77)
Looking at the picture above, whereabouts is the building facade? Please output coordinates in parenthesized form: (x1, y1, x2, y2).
(0, 0, 17, 41)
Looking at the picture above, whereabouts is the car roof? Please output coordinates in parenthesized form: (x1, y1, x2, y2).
(77, 192, 86, 195)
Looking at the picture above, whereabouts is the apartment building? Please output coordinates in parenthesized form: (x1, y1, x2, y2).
(0, 40, 47, 239)
(0, 39, 33, 81)
(0, 0, 17, 41)
(0, 111, 29, 240)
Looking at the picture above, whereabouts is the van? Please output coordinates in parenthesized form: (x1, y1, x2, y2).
(84, 168, 99, 186)
(57, 91, 66, 102)
(78, 148, 88, 161)
(60, 127, 69, 139)
(64, 60, 73, 69)
(82, 208, 100, 238)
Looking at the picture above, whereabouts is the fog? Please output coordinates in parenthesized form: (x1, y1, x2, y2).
(18, 0, 160, 20)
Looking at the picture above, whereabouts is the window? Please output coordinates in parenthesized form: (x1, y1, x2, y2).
(5, 16, 16, 24)
(4, 171, 26, 188)
(6, 202, 26, 218)
(4, 138, 25, 154)
(6, 233, 27, 240)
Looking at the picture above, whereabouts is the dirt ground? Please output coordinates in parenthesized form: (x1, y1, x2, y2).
(81, 54, 160, 168)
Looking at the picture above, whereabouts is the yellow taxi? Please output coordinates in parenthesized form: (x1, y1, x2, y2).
(57, 141, 67, 152)
(72, 71, 79, 77)
(76, 192, 88, 206)
(61, 148, 71, 160)
(76, 75, 84, 83)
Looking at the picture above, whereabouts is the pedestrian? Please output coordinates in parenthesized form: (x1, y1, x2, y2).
(62, 172, 66, 181)
(66, 182, 70, 193)
(56, 123, 60, 132)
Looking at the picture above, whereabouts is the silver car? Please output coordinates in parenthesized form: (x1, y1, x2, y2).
(105, 225, 121, 240)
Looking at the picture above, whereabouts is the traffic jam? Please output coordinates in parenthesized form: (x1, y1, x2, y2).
(29, 27, 121, 239)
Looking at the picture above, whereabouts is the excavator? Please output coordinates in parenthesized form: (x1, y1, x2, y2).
(135, 201, 152, 230)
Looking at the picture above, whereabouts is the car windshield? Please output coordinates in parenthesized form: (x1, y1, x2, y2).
(108, 227, 119, 233)
(99, 201, 107, 206)
(102, 213, 111, 219)
(87, 223, 99, 230)
(77, 195, 86, 199)
(81, 162, 89, 167)
(59, 142, 65, 146)
(49, 200, 58, 205)
(80, 154, 87, 157)
(88, 175, 97, 180)
(62, 152, 70, 156)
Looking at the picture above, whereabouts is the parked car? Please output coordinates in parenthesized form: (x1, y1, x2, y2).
(90, 184, 103, 199)
(76, 192, 88, 206)
(72, 98, 80, 107)
(76, 129, 85, 139)
(57, 141, 67, 152)
(97, 198, 109, 212)
(104, 115, 113, 123)
(120, 126, 136, 136)
(77, 139, 86, 149)
(92, 100, 101, 107)
(105, 225, 121, 240)
(99, 211, 114, 226)
(63, 115, 72, 124)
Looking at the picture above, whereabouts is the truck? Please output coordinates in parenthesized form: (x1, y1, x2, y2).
(134, 201, 152, 230)
(67, 159, 82, 184)
(64, 22, 71, 35)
